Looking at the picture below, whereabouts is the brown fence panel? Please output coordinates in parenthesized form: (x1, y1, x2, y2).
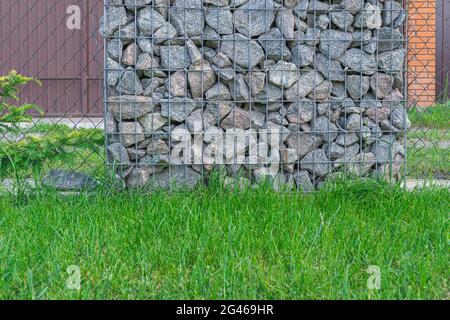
(0, 0, 103, 117)
(437, 0, 450, 100)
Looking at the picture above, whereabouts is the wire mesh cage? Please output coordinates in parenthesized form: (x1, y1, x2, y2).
(102, 0, 409, 191)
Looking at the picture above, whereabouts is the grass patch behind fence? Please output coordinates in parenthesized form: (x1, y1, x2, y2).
(0, 179, 448, 300)
(408, 102, 450, 130)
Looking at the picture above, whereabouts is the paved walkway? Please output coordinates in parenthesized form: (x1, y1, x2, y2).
(30, 117, 104, 129)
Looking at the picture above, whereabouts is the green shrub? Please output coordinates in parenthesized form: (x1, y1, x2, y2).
(0, 71, 104, 178)
(0, 70, 42, 134)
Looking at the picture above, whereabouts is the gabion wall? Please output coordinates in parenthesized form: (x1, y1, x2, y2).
(102, 0, 409, 191)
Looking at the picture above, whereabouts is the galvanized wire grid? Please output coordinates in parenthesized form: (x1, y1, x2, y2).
(104, 0, 409, 191)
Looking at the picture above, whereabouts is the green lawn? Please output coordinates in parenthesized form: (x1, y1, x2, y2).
(408, 102, 450, 130)
(0, 179, 448, 300)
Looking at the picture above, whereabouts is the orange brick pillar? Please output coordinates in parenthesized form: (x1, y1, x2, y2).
(408, 0, 437, 108)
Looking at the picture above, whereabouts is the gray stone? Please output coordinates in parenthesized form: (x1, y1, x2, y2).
(377, 49, 406, 73)
(161, 98, 197, 122)
(312, 116, 338, 142)
(169, 0, 204, 36)
(186, 39, 202, 65)
(365, 106, 390, 122)
(341, 0, 364, 14)
(117, 70, 144, 95)
(354, 3, 382, 29)
(122, 43, 139, 66)
(166, 70, 187, 97)
(317, 14, 330, 30)
(42, 170, 98, 191)
(139, 112, 168, 132)
(103, 6, 128, 36)
(124, 0, 152, 6)
(375, 27, 404, 53)
(221, 107, 250, 130)
(119, 122, 146, 147)
(258, 28, 291, 61)
(205, 6, 234, 34)
(205, 102, 233, 121)
(308, 80, 332, 100)
(292, 170, 314, 192)
(229, 73, 250, 101)
(304, 28, 321, 46)
(107, 58, 124, 87)
(345, 113, 362, 131)
(205, 82, 232, 101)
(109, 95, 156, 120)
(293, 0, 309, 19)
(153, 22, 177, 44)
(220, 34, 265, 69)
(188, 62, 217, 99)
(370, 72, 394, 99)
(143, 77, 165, 96)
(112, 22, 138, 40)
(285, 70, 324, 101)
(319, 30, 353, 60)
(137, 38, 155, 54)
(313, 53, 346, 82)
(371, 136, 403, 163)
(234, 0, 275, 37)
(324, 142, 345, 160)
(205, 0, 229, 6)
(268, 61, 300, 89)
(244, 72, 266, 97)
(107, 143, 131, 165)
(160, 46, 191, 70)
(333, 143, 360, 167)
(285, 132, 322, 159)
(344, 152, 376, 175)
(286, 99, 316, 124)
(308, 0, 330, 12)
(331, 11, 354, 30)
(335, 132, 359, 147)
(291, 45, 315, 68)
(107, 38, 123, 62)
(383, 1, 405, 28)
(276, 9, 295, 39)
(146, 139, 170, 155)
(281, 147, 298, 164)
(136, 53, 165, 78)
(339, 49, 377, 75)
(390, 106, 410, 130)
(300, 149, 330, 177)
(346, 75, 370, 100)
(249, 110, 266, 129)
(146, 165, 202, 190)
(137, 7, 166, 35)
(255, 84, 283, 102)
(360, 93, 382, 109)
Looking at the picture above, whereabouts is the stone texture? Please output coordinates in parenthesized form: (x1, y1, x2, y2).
(42, 170, 98, 191)
(169, 0, 204, 36)
(103, 1, 408, 190)
(268, 61, 300, 89)
(234, 0, 275, 37)
(220, 34, 265, 69)
(160, 97, 197, 122)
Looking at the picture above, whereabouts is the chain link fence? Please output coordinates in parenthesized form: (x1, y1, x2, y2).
(0, 1, 105, 186)
(406, 0, 449, 181)
(0, 0, 448, 192)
